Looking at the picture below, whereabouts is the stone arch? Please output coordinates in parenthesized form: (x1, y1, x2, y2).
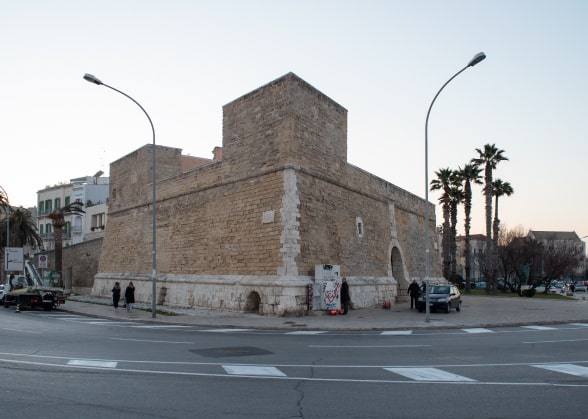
(389, 240, 411, 302)
(391, 247, 406, 283)
(244, 290, 261, 313)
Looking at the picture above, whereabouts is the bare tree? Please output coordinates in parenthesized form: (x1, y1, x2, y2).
(498, 226, 583, 295)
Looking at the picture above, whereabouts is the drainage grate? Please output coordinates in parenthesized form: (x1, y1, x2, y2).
(191, 346, 274, 358)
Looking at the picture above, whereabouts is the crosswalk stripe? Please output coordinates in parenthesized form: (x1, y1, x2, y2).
(223, 365, 286, 376)
(286, 331, 327, 335)
(68, 359, 117, 368)
(533, 364, 588, 378)
(206, 328, 252, 333)
(522, 325, 557, 330)
(131, 325, 190, 329)
(380, 330, 412, 335)
(462, 328, 494, 334)
(570, 323, 588, 327)
(384, 367, 476, 382)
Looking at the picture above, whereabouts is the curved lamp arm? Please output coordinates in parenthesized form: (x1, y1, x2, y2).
(423, 52, 486, 322)
(83, 73, 157, 319)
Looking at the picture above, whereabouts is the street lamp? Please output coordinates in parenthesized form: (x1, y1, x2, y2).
(83, 73, 157, 319)
(424, 52, 486, 322)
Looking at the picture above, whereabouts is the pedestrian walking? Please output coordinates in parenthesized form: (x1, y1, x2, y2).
(408, 279, 420, 309)
(124, 282, 135, 312)
(340, 277, 351, 315)
(111, 282, 121, 310)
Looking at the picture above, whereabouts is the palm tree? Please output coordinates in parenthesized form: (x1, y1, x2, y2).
(2, 207, 42, 248)
(448, 182, 464, 280)
(0, 188, 8, 249)
(472, 144, 508, 292)
(430, 168, 453, 280)
(48, 201, 84, 275)
(492, 179, 514, 248)
(454, 164, 482, 292)
(0, 189, 7, 208)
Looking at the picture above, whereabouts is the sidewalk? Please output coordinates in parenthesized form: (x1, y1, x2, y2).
(60, 293, 588, 331)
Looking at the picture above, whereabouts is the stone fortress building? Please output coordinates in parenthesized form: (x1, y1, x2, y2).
(92, 73, 441, 315)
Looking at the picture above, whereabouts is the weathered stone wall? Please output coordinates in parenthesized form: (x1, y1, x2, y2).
(93, 73, 440, 315)
(36, 237, 103, 294)
(222, 73, 347, 180)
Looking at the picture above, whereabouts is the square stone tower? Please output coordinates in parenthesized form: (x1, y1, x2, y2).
(222, 73, 347, 179)
(94, 73, 439, 315)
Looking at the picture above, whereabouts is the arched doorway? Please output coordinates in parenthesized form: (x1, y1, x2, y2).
(391, 246, 406, 283)
(244, 291, 261, 313)
(390, 245, 409, 301)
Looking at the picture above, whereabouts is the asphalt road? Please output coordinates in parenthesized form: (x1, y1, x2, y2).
(1, 308, 587, 418)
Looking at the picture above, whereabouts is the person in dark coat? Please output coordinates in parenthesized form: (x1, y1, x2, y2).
(340, 277, 351, 315)
(124, 282, 135, 312)
(407, 279, 421, 309)
(111, 282, 121, 310)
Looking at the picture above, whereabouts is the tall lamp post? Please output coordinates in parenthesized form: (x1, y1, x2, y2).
(424, 52, 486, 322)
(83, 73, 157, 319)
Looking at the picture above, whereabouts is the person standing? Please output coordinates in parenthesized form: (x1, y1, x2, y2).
(407, 279, 420, 309)
(111, 282, 121, 310)
(124, 282, 135, 312)
(340, 277, 351, 315)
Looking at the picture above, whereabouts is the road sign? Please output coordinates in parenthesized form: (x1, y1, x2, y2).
(5, 247, 24, 272)
(38, 254, 48, 269)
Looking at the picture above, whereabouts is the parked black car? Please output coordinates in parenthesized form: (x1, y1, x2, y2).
(417, 285, 461, 313)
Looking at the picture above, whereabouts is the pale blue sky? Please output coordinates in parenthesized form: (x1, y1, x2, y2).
(1, 0, 587, 238)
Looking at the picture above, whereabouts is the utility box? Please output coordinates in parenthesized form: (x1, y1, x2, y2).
(314, 264, 341, 311)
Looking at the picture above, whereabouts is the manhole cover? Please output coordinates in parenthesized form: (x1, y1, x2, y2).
(191, 346, 274, 358)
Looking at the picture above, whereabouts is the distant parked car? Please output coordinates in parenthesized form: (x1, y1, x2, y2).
(574, 284, 586, 292)
(475, 282, 486, 290)
(416, 285, 461, 313)
(546, 285, 559, 294)
(0, 284, 4, 302)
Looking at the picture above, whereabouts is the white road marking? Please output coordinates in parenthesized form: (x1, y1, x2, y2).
(522, 326, 557, 330)
(462, 328, 494, 334)
(223, 365, 286, 376)
(67, 359, 117, 368)
(308, 345, 430, 348)
(0, 327, 42, 334)
(109, 338, 193, 344)
(385, 367, 476, 382)
(286, 331, 327, 335)
(2, 351, 588, 386)
(205, 328, 252, 333)
(533, 364, 588, 378)
(523, 338, 588, 344)
(131, 325, 190, 329)
(569, 323, 588, 327)
(380, 330, 413, 335)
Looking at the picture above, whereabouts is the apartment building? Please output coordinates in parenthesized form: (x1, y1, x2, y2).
(37, 173, 109, 251)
